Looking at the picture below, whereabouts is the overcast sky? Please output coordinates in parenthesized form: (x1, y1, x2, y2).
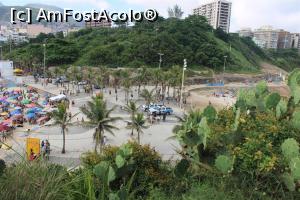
(2, 0, 300, 33)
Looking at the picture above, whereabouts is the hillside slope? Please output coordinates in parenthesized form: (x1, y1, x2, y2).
(6, 15, 270, 72)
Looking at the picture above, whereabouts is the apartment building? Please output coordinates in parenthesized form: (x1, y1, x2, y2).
(27, 24, 52, 38)
(253, 26, 279, 49)
(85, 19, 112, 28)
(193, 0, 232, 33)
(291, 33, 300, 50)
(238, 28, 253, 38)
(277, 30, 292, 49)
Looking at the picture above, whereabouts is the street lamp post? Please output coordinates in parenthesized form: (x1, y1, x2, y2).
(158, 53, 164, 69)
(180, 59, 187, 109)
(43, 43, 46, 87)
(0, 46, 2, 60)
(223, 55, 227, 83)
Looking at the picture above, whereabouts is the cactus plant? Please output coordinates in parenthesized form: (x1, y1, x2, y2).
(281, 138, 300, 191)
(202, 105, 217, 123)
(215, 155, 234, 174)
(276, 99, 287, 119)
(174, 159, 190, 177)
(255, 81, 269, 98)
(292, 111, 300, 130)
(290, 157, 300, 180)
(282, 173, 296, 192)
(233, 108, 240, 131)
(288, 69, 300, 104)
(281, 138, 299, 161)
(265, 92, 281, 110)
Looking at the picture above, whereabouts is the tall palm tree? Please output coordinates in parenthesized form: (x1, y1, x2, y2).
(80, 95, 121, 154)
(122, 78, 132, 104)
(140, 88, 155, 106)
(124, 101, 138, 135)
(51, 103, 78, 154)
(168, 4, 184, 19)
(126, 113, 148, 145)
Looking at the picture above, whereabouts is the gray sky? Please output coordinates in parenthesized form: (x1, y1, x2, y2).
(2, 0, 300, 33)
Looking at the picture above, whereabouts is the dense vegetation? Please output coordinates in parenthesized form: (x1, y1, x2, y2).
(2, 69, 300, 199)
(4, 15, 273, 72)
(267, 48, 300, 71)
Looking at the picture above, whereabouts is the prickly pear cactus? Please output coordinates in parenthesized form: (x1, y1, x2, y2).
(198, 117, 210, 149)
(232, 108, 240, 131)
(265, 92, 281, 110)
(292, 111, 300, 130)
(280, 138, 300, 191)
(255, 81, 269, 98)
(215, 155, 234, 174)
(288, 69, 300, 104)
(290, 157, 300, 180)
(281, 138, 299, 161)
(202, 105, 217, 123)
(282, 173, 296, 192)
(276, 99, 287, 119)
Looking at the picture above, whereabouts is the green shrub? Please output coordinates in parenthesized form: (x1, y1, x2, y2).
(0, 162, 77, 200)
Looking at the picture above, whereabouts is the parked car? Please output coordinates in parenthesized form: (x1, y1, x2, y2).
(148, 106, 173, 115)
(94, 85, 101, 89)
(78, 81, 88, 85)
(148, 106, 161, 115)
(160, 107, 173, 115)
(142, 104, 164, 112)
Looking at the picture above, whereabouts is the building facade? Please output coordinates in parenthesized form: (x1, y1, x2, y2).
(253, 26, 279, 49)
(27, 24, 52, 38)
(85, 19, 112, 28)
(277, 30, 292, 49)
(193, 0, 232, 33)
(238, 28, 253, 38)
(291, 33, 300, 51)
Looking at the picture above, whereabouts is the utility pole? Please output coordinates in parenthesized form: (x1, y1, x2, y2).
(43, 42, 46, 87)
(0, 46, 2, 60)
(158, 53, 164, 69)
(223, 56, 227, 84)
(180, 59, 187, 109)
(9, 37, 12, 53)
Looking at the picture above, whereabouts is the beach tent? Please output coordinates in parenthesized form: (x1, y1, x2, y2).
(49, 94, 67, 102)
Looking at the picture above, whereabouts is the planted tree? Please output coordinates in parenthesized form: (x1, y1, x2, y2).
(80, 94, 121, 154)
(51, 102, 78, 154)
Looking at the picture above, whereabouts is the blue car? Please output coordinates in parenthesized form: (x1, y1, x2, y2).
(160, 107, 173, 115)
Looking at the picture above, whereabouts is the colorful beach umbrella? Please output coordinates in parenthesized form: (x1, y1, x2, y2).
(10, 109, 22, 116)
(26, 113, 36, 119)
(0, 124, 10, 131)
(0, 112, 8, 116)
(26, 103, 36, 108)
(21, 99, 31, 104)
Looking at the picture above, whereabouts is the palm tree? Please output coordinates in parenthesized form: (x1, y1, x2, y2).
(140, 88, 155, 106)
(80, 95, 121, 154)
(124, 101, 138, 135)
(51, 103, 78, 154)
(122, 78, 132, 104)
(126, 113, 148, 145)
(168, 4, 184, 19)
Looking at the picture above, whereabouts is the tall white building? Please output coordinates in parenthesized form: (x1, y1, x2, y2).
(193, 0, 232, 33)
